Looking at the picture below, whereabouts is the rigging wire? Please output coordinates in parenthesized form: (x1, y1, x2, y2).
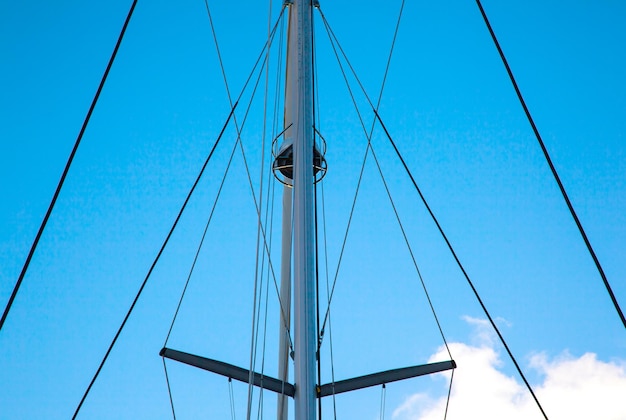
(229, 377, 237, 420)
(317, 146, 369, 347)
(309, 8, 335, 393)
(253, 142, 278, 420)
(372, 109, 549, 420)
(255, 183, 275, 420)
(315, 13, 455, 420)
(314, 174, 323, 420)
(320, 182, 338, 419)
(204, 1, 295, 358)
(203, 3, 297, 417)
(311, 5, 325, 419)
(315, 5, 411, 412)
(366, 0, 404, 137)
(162, 132, 241, 347)
(206, 5, 303, 416)
(316, 5, 451, 352)
(246, 0, 279, 413)
(367, 144, 453, 358)
(235, 58, 274, 419)
(0, 0, 137, 332)
(315, 4, 456, 414)
(379, 384, 387, 420)
(318, 9, 452, 418)
(73, 5, 288, 416)
(71, 103, 238, 420)
(474, 0, 625, 330)
(240, 18, 289, 420)
(315, 8, 375, 345)
(162, 358, 177, 420)
(254, 37, 283, 415)
(269, 13, 293, 420)
(161, 10, 284, 413)
(315, 4, 448, 355)
(254, 184, 272, 419)
(319, 6, 548, 419)
(443, 370, 455, 420)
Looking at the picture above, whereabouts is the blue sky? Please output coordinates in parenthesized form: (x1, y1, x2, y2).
(1, 1, 625, 419)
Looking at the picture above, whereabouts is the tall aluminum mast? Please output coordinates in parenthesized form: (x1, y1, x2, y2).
(161, 3, 455, 418)
(290, 0, 316, 418)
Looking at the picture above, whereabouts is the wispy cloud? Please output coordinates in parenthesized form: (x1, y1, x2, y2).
(392, 318, 626, 420)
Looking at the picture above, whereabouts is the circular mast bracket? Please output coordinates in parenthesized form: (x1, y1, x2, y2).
(272, 133, 327, 187)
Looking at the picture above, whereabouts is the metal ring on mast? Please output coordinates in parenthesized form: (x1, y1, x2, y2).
(272, 128, 327, 186)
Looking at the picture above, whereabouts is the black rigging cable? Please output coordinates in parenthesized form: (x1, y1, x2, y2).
(0, 0, 137, 332)
(379, 383, 387, 420)
(205, 0, 293, 350)
(254, 33, 284, 416)
(203, 4, 295, 417)
(162, 358, 177, 420)
(320, 183, 338, 419)
(318, 2, 453, 360)
(354, 1, 452, 361)
(316, 8, 548, 418)
(310, 5, 326, 419)
(315, 5, 455, 359)
(373, 108, 550, 420)
(474, 0, 625, 330)
(229, 377, 237, 420)
(161, 14, 285, 413)
(162, 133, 240, 347)
(315, 7, 376, 344)
(315, 20, 454, 419)
(368, 145, 453, 359)
(443, 370, 455, 420)
(204, 2, 295, 358)
(255, 12, 286, 419)
(253, 7, 280, 413)
(71, 103, 238, 419)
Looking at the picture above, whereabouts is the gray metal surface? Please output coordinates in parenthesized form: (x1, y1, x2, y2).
(289, 0, 317, 418)
(160, 347, 295, 397)
(277, 186, 293, 419)
(318, 360, 456, 397)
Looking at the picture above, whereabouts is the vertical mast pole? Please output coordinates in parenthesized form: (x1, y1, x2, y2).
(291, 0, 316, 418)
(277, 187, 292, 420)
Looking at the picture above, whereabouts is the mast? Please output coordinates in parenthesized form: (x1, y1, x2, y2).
(276, 187, 292, 420)
(162, 2, 454, 418)
(288, 0, 316, 418)
(276, 1, 326, 417)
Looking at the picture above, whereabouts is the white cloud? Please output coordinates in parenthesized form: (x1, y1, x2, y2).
(392, 319, 626, 420)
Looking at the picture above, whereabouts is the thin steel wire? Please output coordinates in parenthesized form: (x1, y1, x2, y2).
(239, 27, 282, 420)
(311, 6, 325, 419)
(162, 358, 177, 420)
(316, 8, 374, 345)
(229, 378, 237, 420)
(204, 1, 295, 357)
(315, 5, 447, 354)
(163, 134, 241, 347)
(372, 109, 548, 420)
(319, 6, 550, 418)
(318, 3, 455, 358)
(379, 384, 387, 420)
(320, 182, 338, 419)
(443, 370, 454, 420)
(475, 0, 625, 330)
(247, 0, 279, 414)
(368, 144, 453, 358)
(203, 4, 292, 417)
(255, 9, 284, 418)
(71, 103, 238, 420)
(0, 0, 138, 332)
